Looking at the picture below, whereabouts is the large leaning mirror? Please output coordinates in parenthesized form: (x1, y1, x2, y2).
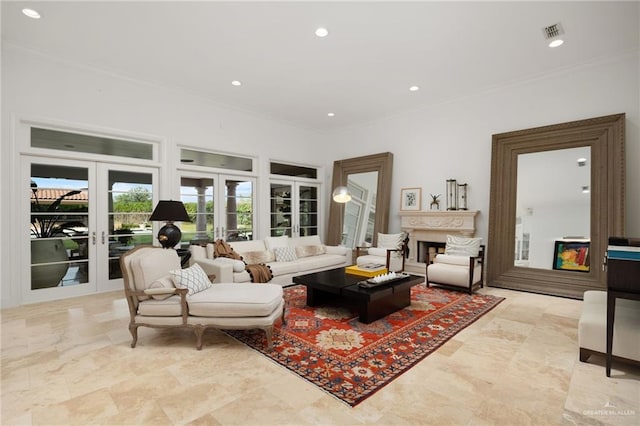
(488, 114, 625, 299)
(515, 146, 591, 269)
(326, 152, 393, 247)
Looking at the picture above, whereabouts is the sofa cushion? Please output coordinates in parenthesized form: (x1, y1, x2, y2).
(267, 261, 299, 276)
(265, 236, 289, 251)
(137, 296, 183, 316)
(187, 284, 283, 317)
(289, 235, 323, 247)
(170, 263, 212, 296)
(274, 246, 298, 262)
(242, 250, 276, 264)
(131, 249, 182, 291)
(444, 235, 482, 257)
(230, 240, 268, 254)
(296, 254, 347, 270)
(295, 244, 326, 258)
(324, 245, 348, 255)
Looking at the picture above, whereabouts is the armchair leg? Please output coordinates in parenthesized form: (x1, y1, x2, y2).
(194, 325, 205, 350)
(129, 324, 138, 348)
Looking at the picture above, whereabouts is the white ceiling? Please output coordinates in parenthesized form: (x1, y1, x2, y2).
(2, 1, 638, 132)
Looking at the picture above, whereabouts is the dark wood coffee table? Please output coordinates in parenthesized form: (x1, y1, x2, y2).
(292, 267, 424, 323)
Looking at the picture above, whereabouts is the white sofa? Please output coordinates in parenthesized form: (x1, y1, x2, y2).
(578, 290, 640, 364)
(190, 235, 352, 286)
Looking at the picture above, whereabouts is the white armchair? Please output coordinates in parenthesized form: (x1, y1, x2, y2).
(355, 232, 409, 272)
(426, 235, 484, 294)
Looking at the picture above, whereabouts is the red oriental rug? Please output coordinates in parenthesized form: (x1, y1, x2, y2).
(225, 285, 504, 406)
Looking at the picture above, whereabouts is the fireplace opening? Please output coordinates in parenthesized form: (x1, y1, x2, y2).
(417, 241, 446, 264)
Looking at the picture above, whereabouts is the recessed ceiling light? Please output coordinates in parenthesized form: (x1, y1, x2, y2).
(231, 80, 242, 86)
(22, 8, 41, 19)
(409, 85, 420, 92)
(327, 112, 335, 117)
(549, 39, 564, 48)
(315, 27, 329, 37)
(542, 23, 565, 48)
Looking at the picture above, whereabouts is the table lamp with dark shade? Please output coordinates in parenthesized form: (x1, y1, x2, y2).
(149, 200, 191, 249)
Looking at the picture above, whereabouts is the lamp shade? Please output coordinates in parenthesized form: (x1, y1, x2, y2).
(149, 200, 191, 222)
(332, 186, 352, 203)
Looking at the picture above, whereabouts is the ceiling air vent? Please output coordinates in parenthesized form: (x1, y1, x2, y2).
(542, 22, 565, 40)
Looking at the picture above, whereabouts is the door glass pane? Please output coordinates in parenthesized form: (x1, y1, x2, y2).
(270, 183, 292, 237)
(108, 170, 153, 279)
(181, 177, 214, 243)
(299, 185, 318, 236)
(31, 164, 89, 289)
(225, 179, 253, 241)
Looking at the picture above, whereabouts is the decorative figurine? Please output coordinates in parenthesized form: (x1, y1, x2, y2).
(430, 194, 441, 210)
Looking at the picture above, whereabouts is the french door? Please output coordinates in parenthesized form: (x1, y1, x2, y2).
(24, 156, 157, 303)
(180, 172, 255, 243)
(269, 181, 319, 237)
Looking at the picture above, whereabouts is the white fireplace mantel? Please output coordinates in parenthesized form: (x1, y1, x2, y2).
(399, 210, 479, 273)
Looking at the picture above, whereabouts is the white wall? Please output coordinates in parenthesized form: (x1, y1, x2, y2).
(1, 44, 328, 308)
(327, 53, 640, 246)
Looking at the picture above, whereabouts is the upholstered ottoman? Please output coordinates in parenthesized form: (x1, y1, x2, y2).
(578, 290, 640, 364)
(186, 283, 285, 349)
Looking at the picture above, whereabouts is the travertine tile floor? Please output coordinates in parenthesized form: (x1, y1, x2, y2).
(1, 286, 638, 425)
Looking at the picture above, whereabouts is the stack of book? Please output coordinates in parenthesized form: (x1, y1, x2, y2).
(345, 263, 388, 278)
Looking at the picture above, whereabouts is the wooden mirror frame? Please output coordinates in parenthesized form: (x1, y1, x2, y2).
(487, 114, 625, 298)
(326, 152, 393, 247)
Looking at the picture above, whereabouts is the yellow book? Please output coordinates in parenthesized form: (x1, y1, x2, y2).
(345, 264, 388, 278)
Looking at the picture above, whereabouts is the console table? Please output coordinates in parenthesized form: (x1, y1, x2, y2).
(605, 237, 640, 376)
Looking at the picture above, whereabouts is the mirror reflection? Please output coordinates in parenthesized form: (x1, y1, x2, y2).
(515, 146, 591, 269)
(341, 171, 378, 248)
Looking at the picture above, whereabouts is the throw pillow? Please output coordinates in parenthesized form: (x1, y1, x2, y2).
(265, 235, 289, 251)
(274, 246, 298, 262)
(242, 250, 276, 264)
(295, 245, 326, 258)
(444, 235, 482, 257)
(170, 263, 211, 296)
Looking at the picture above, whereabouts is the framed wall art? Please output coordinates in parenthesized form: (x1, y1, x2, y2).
(400, 187, 421, 211)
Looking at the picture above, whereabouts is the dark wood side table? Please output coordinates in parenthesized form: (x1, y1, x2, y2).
(176, 248, 192, 268)
(605, 237, 640, 377)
